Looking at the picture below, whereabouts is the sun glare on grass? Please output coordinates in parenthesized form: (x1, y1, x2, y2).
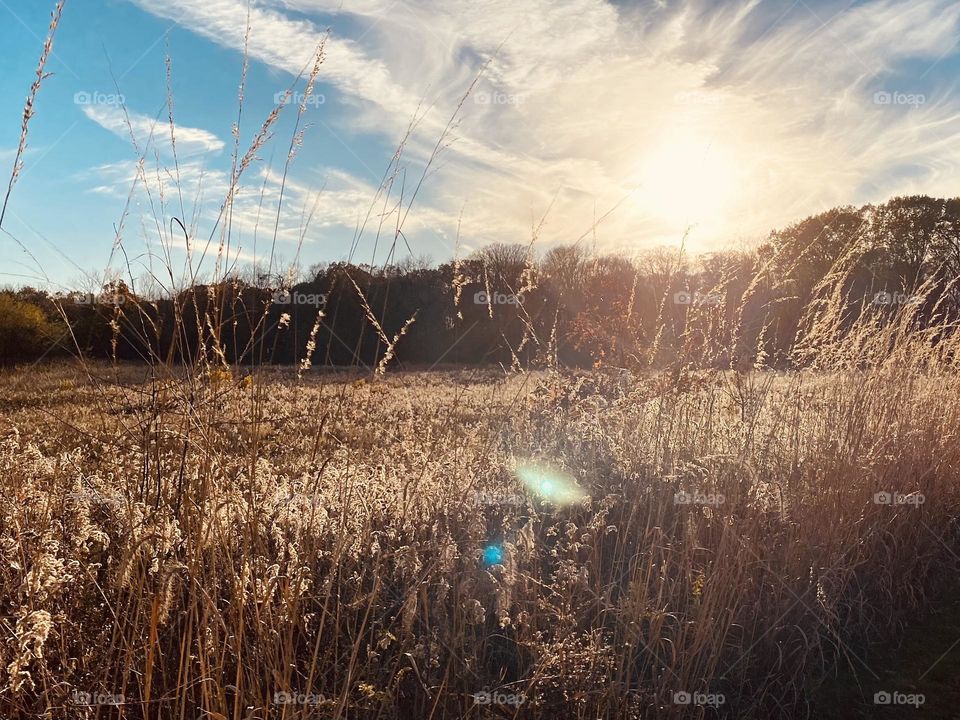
(515, 461, 587, 506)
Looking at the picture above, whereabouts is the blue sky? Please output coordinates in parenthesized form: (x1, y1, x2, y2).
(2, 0, 959, 291)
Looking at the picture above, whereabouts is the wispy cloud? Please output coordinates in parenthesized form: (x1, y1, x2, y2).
(121, 0, 960, 255)
(84, 151, 459, 278)
(82, 104, 226, 157)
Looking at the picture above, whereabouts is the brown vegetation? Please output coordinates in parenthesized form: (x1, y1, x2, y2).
(0, 355, 958, 718)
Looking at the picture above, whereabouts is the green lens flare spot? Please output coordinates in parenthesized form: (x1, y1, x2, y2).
(515, 462, 586, 506)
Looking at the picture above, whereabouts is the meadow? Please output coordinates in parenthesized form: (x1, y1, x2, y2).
(3, 4, 960, 717)
(1, 358, 958, 718)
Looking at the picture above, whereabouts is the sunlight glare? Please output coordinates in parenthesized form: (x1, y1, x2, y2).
(515, 461, 587, 506)
(637, 130, 738, 231)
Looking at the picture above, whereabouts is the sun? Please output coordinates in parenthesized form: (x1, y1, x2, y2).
(636, 130, 738, 232)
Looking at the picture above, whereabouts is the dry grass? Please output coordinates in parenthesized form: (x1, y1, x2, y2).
(1, 358, 959, 718)
(4, 5, 960, 717)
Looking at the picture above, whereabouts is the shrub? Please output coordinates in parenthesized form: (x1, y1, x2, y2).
(0, 293, 62, 364)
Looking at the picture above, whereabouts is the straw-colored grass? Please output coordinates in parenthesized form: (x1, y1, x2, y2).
(1, 358, 958, 718)
(3, 4, 960, 717)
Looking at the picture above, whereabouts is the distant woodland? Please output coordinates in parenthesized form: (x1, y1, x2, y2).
(4, 195, 960, 369)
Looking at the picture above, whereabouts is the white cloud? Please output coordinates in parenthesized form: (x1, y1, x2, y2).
(85, 150, 460, 276)
(125, 0, 421, 135)
(121, 0, 960, 257)
(82, 104, 225, 156)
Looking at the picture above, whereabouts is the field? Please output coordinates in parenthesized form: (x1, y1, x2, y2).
(5, 1, 960, 718)
(2, 361, 959, 718)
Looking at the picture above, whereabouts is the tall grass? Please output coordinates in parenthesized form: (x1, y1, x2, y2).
(2, 359, 959, 718)
(2, 5, 960, 719)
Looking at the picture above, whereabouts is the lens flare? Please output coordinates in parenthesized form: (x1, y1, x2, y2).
(514, 462, 586, 506)
(482, 544, 504, 566)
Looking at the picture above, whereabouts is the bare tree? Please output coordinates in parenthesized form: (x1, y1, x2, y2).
(472, 243, 528, 289)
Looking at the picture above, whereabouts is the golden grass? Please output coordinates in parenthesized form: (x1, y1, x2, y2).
(3, 5, 960, 717)
(1, 359, 959, 718)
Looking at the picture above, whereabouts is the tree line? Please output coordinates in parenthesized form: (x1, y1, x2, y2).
(2, 195, 959, 370)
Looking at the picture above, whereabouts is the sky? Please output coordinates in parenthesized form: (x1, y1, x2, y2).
(1, 0, 959, 291)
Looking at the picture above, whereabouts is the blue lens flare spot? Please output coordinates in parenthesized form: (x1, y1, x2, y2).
(482, 544, 504, 566)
